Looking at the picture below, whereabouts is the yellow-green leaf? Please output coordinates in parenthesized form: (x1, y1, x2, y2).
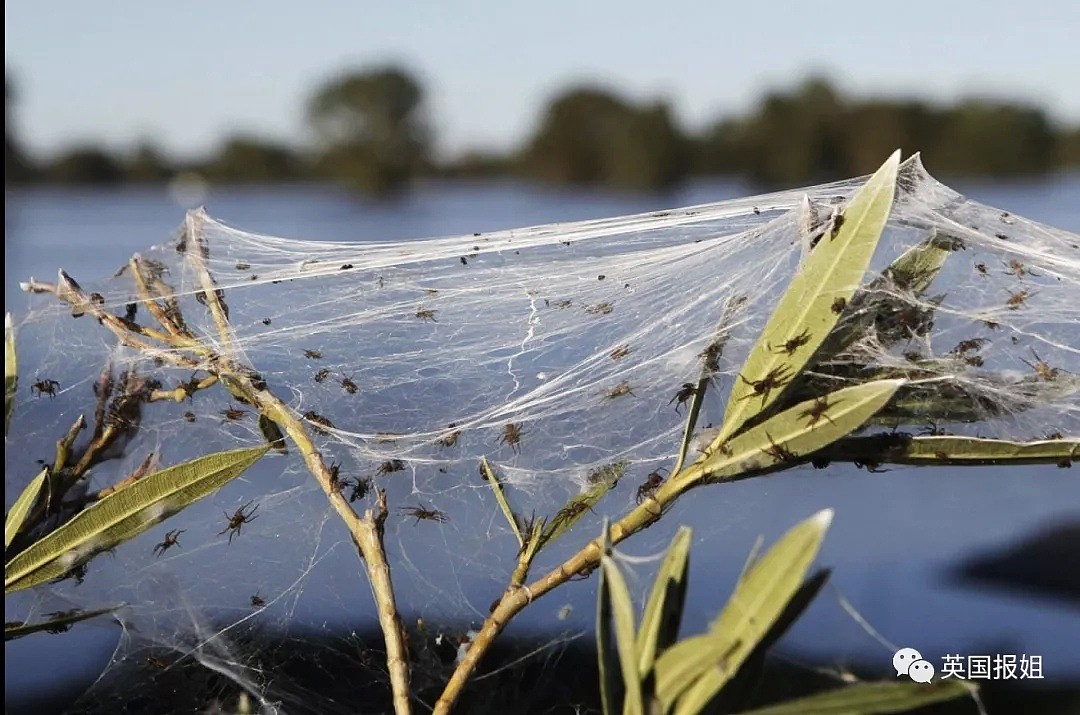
(597, 523, 620, 715)
(5, 313, 15, 437)
(481, 458, 524, 547)
(717, 151, 900, 443)
(887, 435, 1078, 466)
(5, 468, 47, 549)
(679, 380, 905, 489)
(636, 526, 692, 676)
(733, 680, 973, 715)
(5, 445, 270, 592)
(5, 604, 121, 642)
(600, 555, 644, 715)
(540, 462, 625, 548)
(654, 509, 833, 712)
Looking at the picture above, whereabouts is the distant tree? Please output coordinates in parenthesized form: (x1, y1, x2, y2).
(929, 101, 1057, 176)
(5, 75, 37, 184)
(1059, 126, 1080, 168)
(126, 142, 173, 183)
(523, 86, 688, 190)
(307, 67, 430, 195)
(204, 135, 301, 183)
(46, 146, 125, 184)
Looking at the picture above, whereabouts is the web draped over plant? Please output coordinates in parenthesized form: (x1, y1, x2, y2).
(6, 156, 1079, 713)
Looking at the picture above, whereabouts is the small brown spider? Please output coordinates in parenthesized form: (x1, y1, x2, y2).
(552, 299, 572, 309)
(302, 410, 335, 434)
(585, 302, 614, 315)
(854, 460, 888, 473)
(328, 462, 347, 494)
(349, 477, 372, 502)
(435, 423, 461, 447)
(830, 297, 846, 315)
(605, 381, 635, 400)
(1021, 349, 1060, 381)
(768, 328, 813, 356)
(218, 501, 259, 544)
(798, 395, 839, 429)
(668, 383, 698, 414)
(221, 407, 246, 422)
(975, 262, 988, 276)
(635, 468, 667, 504)
(1005, 290, 1029, 310)
(314, 368, 331, 383)
(146, 655, 168, 669)
(610, 344, 631, 360)
(376, 459, 406, 476)
(152, 529, 186, 557)
(1002, 259, 1039, 279)
(303, 349, 323, 360)
(737, 364, 794, 406)
(401, 504, 447, 525)
(183, 411, 196, 423)
(340, 376, 359, 394)
(497, 422, 524, 454)
(31, 378, 60, 398)
(553, 500, 592, 524)
(951, 338, 989, 356)
(762, 433, 798, 463)
(250, 593, 266, 608)
(415, 307, 438, 322)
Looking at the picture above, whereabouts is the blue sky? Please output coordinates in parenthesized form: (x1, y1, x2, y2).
(6, 1, 1079, 160)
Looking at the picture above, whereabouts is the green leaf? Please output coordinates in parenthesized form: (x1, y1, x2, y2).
(597, 523, 619, 715)
(5, 313, 15, 437)
(600, 555, 644, 715)
(540, 461, 625, 548)
(653, 509, 833, 712)
(481, 458, 524, 547)
(5, 468, 47, 549)
(682, 380, 905, 488)
(733, 680, 973, 715)
(5, 445, 270, 593)
(636, 526, 692, 677)
(258, 414, 288, 453)
(717, 151, 900, 443)
(884, 435, 1078, 466)
(5, 605, 121, 641)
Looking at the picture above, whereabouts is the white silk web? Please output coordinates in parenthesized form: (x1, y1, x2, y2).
(6, 156, 1079, 713)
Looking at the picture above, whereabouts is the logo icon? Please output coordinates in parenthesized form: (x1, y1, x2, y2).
(894, 647, 935, 683)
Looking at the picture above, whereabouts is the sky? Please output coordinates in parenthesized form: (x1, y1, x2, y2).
(5, 0, 1080, 161)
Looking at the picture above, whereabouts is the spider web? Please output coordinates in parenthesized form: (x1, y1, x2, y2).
(5, 155, 1079, 714)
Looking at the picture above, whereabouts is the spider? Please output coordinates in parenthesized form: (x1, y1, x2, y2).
(340, 375, 359, 394)
(553, 500, 592, 524)
(700, 340, 723, 374)
(416, 307, 438, 322)
(262, 318, 272, 326)
(762, 433, 798, 463)
(610, 344, 631, 360)
(854, 460, 888, 473)
(768, 328, 813, 356)
(830, 297, 847, 315)
(31, 378, 60, 398)
(349, 477, 372, 502)
(183, 411, 196, 423)
(605, 381, 634, 400)
(497, 422, 524, 454)
(827, 210, 846, 240)
(1021, 349, 1061, 381)
(975, 262, 988, 276)
(435, 423, 461, 447)
(1002, 259, 1039, 279)
(250, 593, 266, 608)
(218, 501, 259, 544)
(302, 410, 335, 434)
(221, 407, 246, 422)
(635, 468, 667, 504)
(798, 396, 839, 429)
(303, 349, 323, 360)
(1005, 290, 1028, 310)
(376, 459, 406, 476)
(950, 338, 989, 356)
(328, 462, 347, 494)
(152, 529, 185, 557)
(737, 364, 794, 406)
(585, 302, 614, 315)
(401, 504, 447, 525)
(314, 368, 331, 383)
(668, 383, 698, 414)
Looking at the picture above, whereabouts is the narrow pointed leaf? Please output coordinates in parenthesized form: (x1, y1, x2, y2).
(718, 151, 900, 443)
(5, 605, 121, 641)
(877, 435, 1077, 466)
(5, 313, 15, 437)
(597, 523, 619, 715)
(733, 680, 973, 715)
(540, 461, 625, 548)
(600, 555, 644, 715)
(5, 468, 47, 549)
(636, 526, 692, 676)
(481, 458, 524, 547)
(5, 445, 270, 592)
(654, 509, 833, 711)
(680, 380, 905, 489)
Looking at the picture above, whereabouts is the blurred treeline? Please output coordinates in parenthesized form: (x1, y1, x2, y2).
(6, 68, 1080, 194)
